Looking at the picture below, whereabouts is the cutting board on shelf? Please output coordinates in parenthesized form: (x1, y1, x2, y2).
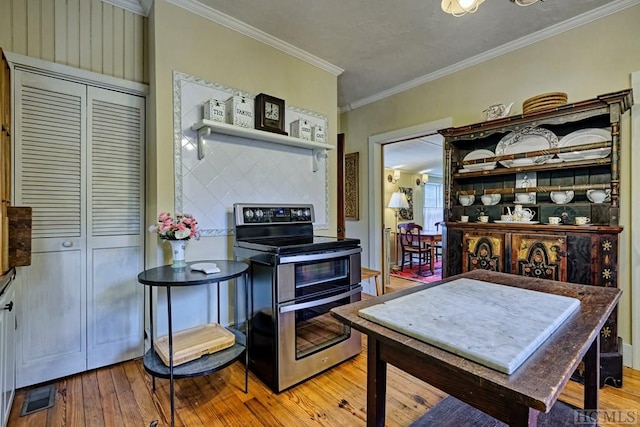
(154, 322, 235, 366)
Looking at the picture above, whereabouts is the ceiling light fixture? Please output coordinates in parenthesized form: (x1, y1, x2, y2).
(441, 0, 484, 16)
(441, 0, 542, 17)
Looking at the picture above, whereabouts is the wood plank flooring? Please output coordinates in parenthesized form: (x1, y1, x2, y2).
(8, 276, 640, 427)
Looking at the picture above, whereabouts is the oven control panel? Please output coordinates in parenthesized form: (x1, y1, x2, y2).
(234, 203, 314, 225)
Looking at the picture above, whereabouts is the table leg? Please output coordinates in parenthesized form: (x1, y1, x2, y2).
(583, 336, 600, 411)
(509, 405, 540, 426)
(244, 270, 249, 393)
(167, 287, 175, 427)
(367, 336, 387, 427)
(430, 238, 435, 274)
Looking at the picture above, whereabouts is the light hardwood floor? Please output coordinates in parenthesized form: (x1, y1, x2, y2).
(8, 276, 640, 427)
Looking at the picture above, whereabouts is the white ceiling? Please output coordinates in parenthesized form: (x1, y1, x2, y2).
(191, 0, 634, 110)
(384, 136, 444, 177)
(115, 0, 638, 175)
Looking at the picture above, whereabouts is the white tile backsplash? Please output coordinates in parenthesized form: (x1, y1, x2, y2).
(173, 72, 329, 236)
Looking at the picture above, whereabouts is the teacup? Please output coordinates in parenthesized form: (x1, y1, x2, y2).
(548, 216, 562, 225)
(460, 215, 469, 223)
(479, 215, 489, 223)
(500, 214, 513, 222)
(515, 193, 531, 203)
(458, 195, 475, 206)
(586, 189, 611, 204)
(575, 216, 591, 225)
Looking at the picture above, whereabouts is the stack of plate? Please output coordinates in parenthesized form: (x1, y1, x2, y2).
(458, 149, 497, 173)
(522, 92, 568, 115)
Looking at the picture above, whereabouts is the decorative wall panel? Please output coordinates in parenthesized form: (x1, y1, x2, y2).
(173, 72, 329, 236)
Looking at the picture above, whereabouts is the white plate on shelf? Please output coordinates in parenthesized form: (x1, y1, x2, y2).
(495, 127, 558, 168)
(462, 149, 497, 171)
(557, 128, 611, 161)
(494, 220, 540, 224)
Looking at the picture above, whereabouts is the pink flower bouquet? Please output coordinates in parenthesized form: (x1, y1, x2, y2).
(149, 212, 201, 241)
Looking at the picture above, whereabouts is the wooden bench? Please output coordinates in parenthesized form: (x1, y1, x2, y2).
(361, 267, 382, 296)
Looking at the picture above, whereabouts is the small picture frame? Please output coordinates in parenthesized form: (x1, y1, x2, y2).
(345, 152, 360, 220)
(515, 172, 536, 204)
(254, 93, 287, 135)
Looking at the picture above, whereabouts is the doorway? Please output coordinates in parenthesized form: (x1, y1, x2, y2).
(384, 135, 444, 284)
(367, 118, 452, 287)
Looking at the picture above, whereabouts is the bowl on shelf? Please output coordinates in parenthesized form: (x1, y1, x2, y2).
(586, 189, 611, 204)
(550, 191, 574, 205)
(458, 195, 475, 206)
(481, 194, 501, 206)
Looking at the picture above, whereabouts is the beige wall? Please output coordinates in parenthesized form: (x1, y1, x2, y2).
(341, 5, 640, 350)
(0, 0, 147, 83)
(147, 0, 339, 265)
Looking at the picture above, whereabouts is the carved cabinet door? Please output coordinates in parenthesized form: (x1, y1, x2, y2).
(510, 233, 567, 281)
(462, 231, 505, 273)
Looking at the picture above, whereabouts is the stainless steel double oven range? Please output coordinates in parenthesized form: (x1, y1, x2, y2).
(233, 203, 362, 392)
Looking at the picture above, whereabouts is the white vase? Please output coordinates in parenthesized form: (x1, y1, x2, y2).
(167, 239, 187, 268)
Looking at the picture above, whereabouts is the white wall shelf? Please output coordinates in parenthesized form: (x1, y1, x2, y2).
(192, 119, 333, 172)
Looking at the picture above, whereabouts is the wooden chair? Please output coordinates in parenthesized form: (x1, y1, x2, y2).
(397, 223, 429, 275)
(433, 221, 444, 262)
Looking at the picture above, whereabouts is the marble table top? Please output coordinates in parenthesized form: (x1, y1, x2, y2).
(358, 277, 579, 374)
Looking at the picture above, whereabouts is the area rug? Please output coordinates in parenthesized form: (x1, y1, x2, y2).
(390, 261, 442, 284)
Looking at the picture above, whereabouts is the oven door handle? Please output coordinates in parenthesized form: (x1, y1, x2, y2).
(279, 247, 361, 264)
(279, 286, 362, 314)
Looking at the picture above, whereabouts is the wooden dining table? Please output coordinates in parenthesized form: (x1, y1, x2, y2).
(331, 270, 621, 426)
(396, 231, 442, 275)
(417, 232, 442, 274)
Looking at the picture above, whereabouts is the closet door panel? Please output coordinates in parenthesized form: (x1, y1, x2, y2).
(16, 251, 85, 387)
(86, 87, 144, 369)
(14, 71, 87, 387)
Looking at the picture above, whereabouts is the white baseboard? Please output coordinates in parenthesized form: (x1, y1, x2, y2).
(623, 341, 634, 368)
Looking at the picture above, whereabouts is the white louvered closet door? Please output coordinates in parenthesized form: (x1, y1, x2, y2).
(14, 72, 88, 386)
(13, 71, 145, 387)
(86, 87, 145, 370)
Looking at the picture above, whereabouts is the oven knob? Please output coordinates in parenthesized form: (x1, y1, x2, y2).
(245, 209, 254, 219)
(255, 209, 264, 219)
(303, 209, 310, 218)
(294, 209, 302, 218)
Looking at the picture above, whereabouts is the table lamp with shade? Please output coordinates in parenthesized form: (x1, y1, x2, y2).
(388, 192, 410, 270)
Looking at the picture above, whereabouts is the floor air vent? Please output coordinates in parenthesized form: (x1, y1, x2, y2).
(20, 384, 56, 416)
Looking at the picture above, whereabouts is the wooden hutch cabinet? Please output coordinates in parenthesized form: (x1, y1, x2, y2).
(439, 89, 632, 387)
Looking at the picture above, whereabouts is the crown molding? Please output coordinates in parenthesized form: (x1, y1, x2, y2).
(166, 0, 343, 76)
(101, 0, 152, 16)
(341, 0, 640, 113)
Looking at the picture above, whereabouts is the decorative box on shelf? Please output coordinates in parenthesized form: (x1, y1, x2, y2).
(290, 119, 312, 141)
(312, 125, 326, 143)
(225, 95, 254, 128)
(203, 98, 226, 122)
